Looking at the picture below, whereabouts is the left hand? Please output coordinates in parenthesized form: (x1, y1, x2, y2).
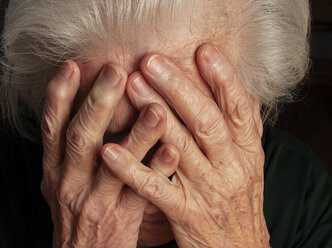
(101, 44, 271, 248)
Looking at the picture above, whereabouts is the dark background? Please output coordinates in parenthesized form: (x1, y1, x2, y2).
(1, 0, 332, 175)
(276, 0, 332, 176)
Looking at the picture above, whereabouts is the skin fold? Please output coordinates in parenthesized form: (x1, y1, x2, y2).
(41, 43, 270, 247)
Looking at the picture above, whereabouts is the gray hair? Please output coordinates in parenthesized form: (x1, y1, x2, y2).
(0, 0, 310, 138)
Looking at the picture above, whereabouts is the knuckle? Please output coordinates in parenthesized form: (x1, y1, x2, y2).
(87, 90, 107, 114)
(137, 174, 165, 200)
(196, 115, 224, 139)
(73, 195, 117, 247)
(194, 105, 227, 139)
(214, 129, 230, 149)
(57, 181, 76, 209)
(41, 114, 58, 143)
(229, 96, 252, 128)
(73, 96, 109, 138)
(46, 80, 69, 103)
(66, 123, 91, 155)
(173, 131, 193, 154)
(82, 96, 102, 126)
(130, 125, 155, 144)
(80, 197, 102, 226)
(87, 84, 118, 115)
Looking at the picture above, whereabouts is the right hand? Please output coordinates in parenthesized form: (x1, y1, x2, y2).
(40, 60, 179, 248)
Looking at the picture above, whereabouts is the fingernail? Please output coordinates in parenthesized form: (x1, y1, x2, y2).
(161, 148, 174, 164)
(131, 75, 150, 96)
(147, 55, 165, 75)
(59, 60, 73, 79)
(104, 146, 119, 161)
(204, 45, 220, 65)
(103, 65, 121, 86)
(144, 107, 160, 128)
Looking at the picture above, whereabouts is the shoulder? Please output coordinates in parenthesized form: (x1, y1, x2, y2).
(262, 126, 332, 248)
(262, 126, 326, 176)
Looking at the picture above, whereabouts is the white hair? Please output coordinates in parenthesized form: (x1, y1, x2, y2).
(0, 0, 310, 138)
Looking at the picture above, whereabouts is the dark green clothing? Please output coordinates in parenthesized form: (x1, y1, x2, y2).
(1, 125, 332, 248)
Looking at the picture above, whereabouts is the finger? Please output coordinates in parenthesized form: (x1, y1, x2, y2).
(101, 143, 182, 216)
(41, 61, 80, 248)
(63, 64, 127, 183)
(121, 103, 166, 161)
(149, 144, 179, 177)
(79, 144, 180, 241)
(138, 55, 234, 162)
(73, 143, 179, 248)
(41, 61, 80, 193)
(126, 73, 210, 177)
(85, 103, 167, 206)
(196, 44, 261, 149)
(118, 144, 179, 211)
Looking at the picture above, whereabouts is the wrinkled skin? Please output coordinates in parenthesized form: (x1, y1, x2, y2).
(41, 43, 271, 247)
(102, 44, 270, 247)
(41, 62, 179, 247)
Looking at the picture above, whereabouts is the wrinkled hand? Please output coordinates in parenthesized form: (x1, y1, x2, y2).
(40, 62, 179, 248)
(101, 44, 271, 248)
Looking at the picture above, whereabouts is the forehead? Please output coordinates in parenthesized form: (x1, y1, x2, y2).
(78, 35, 203, 87)
(76, 0, 225, 85)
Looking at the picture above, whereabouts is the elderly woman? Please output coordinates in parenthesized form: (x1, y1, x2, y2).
(1, 0, 332, 247)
